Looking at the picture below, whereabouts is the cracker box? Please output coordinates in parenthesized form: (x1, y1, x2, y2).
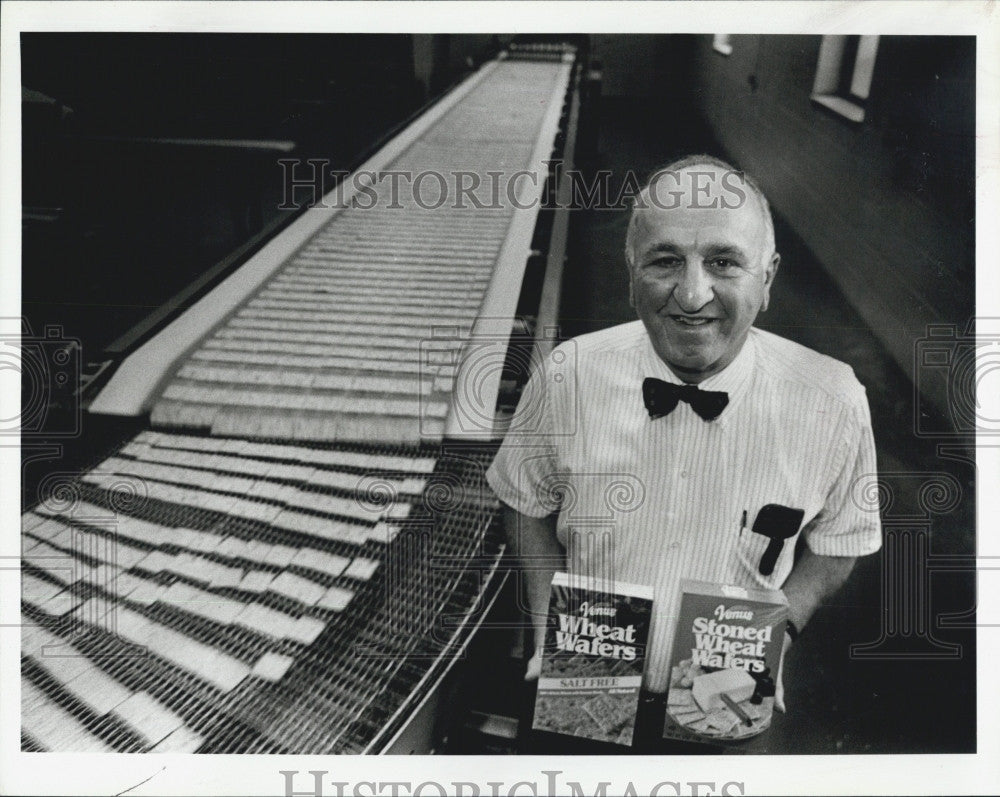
(663, 580, 787, 743)
(532, 572, 654, 746)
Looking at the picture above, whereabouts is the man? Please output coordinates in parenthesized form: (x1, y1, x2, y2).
(486, 154, 882, 750)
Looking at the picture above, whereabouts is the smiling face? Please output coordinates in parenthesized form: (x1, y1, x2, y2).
(627, 164, 779, 383)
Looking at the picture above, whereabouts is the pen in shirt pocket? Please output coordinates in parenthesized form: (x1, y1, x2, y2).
(739, 509, 747, 537)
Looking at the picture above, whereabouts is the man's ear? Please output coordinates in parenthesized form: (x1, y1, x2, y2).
(760, 252, 780, 312)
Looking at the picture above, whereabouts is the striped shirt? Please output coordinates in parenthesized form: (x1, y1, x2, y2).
(486, 320, 881, 693)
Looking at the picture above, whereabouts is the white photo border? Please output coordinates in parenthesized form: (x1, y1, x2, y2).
(1, 3, 996, 795)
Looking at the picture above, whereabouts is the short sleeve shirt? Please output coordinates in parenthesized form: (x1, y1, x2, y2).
(486, 321, 882, 693)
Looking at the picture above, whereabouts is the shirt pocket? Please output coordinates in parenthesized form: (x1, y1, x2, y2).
(729, 502, 809, 588)
(731, 523, 773, 585)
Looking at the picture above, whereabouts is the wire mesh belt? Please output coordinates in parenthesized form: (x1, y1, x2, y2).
(21, 435, 499, 753)
(21, 55, 571, 753)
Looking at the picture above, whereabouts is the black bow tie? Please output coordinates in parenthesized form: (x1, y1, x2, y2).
(642, 377, 729, 421)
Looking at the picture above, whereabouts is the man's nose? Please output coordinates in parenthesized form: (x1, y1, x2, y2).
(673, 262, 714, 312)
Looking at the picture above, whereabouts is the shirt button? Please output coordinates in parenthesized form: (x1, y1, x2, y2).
(680, 470, 689, 478)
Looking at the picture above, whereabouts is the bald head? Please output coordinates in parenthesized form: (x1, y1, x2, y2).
(625, 155, 776, 271)
(624, 154, 781, 383)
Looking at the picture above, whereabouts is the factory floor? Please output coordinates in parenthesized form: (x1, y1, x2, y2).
(451, 96, 976, 755)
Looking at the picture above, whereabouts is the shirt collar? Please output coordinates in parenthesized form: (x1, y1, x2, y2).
(638, 328, 757, 422)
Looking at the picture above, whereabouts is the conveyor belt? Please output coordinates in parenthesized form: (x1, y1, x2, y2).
(22, 433, 500, 753)
(22, 49, 577, 754)
(90, 55, 573, 444)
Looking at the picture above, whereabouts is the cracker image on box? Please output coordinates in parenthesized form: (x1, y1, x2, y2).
(663, 579, 787, 743)
(532, 572, 654, 746)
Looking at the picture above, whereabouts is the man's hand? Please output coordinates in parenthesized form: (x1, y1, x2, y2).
(774, 632, 792, 713)
(776, 546, 857, 713)
(525, 650, 543, 682)
(500, 504, 564, 678)
(781, 547, 857, 632)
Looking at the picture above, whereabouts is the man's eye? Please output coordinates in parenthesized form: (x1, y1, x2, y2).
(710, 258, 737, 270)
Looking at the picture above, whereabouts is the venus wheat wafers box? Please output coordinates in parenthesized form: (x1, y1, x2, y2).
(532, 572, 654, 746)
(663, 580, 787, 744)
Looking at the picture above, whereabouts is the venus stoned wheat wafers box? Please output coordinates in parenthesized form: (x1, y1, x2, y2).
(663, 579, 787, 743)
(532, 572, 654, 746)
